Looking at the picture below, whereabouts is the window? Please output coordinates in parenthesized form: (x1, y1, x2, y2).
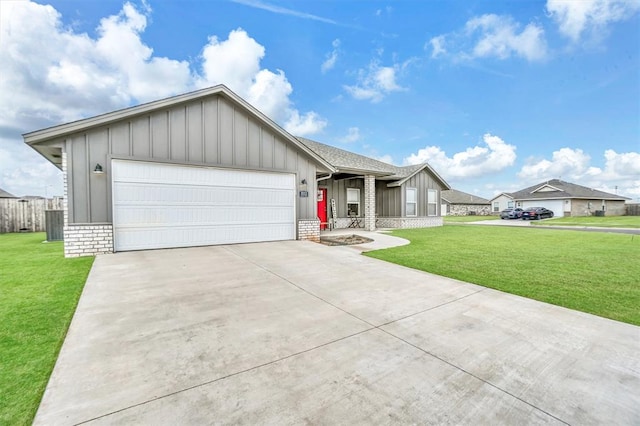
(507, 201, 514, 208)
(406, 188, 417, 216)
(347, 188, 360, 216)
(427, 189, 438, 216)
(493, 202, 500, 212)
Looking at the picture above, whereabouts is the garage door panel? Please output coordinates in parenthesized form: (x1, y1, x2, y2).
(112, 160, 296, 251)
(115, 223, 295, 251)
(114, 206, 295, 227)
(113, 161, 292, 190)
(113, 182, 294, 206)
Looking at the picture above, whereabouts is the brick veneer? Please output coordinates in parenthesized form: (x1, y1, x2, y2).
(298, 219, 320, 242)
(64, 225, 114, 257)
(363, 175, 376, 231)
(376, 216, 443, 228)
(330, 216, 443, 230)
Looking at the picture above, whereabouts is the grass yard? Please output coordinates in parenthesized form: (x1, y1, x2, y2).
(531, 215, 640, 228)
(443, 215, 498, 223)
(366, 226, 640, 326)
(0, 233, 93, 425)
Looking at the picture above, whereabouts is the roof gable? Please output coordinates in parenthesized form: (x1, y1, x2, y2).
(24, 85, 335, 173)
(489, 192, 514, 202)
(532, 184, 563, 193)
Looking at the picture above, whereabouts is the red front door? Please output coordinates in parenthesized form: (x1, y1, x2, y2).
(317, 188, 327, 230)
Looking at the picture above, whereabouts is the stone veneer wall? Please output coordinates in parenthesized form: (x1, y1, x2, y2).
(448, 204, 492, 216)
(298, 219, 320, 242)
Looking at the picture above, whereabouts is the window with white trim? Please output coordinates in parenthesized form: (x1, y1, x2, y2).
(406, 188, 417, 216)
(347, 188, 360, 216)
(493, 201, 500, 212)
(427, 189, 438, 216)
(507, 200, 514, 208)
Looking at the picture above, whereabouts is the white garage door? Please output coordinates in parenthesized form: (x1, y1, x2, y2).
(522, 200, 564, 218)
(112, 160, 296, 251)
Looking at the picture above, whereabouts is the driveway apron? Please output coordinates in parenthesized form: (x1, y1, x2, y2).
(34, 241, 640, 425)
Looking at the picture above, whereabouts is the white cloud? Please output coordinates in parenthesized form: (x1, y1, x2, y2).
(321, 39, 340, 73)
(0, 1, 326, 195)
(0, 138, 63, 197)
(466, 15, 547, 61)
(284, 111, 327, 136)
(430, 14, 547, 62)
(518, 148, 640, 197)
(404, 133, 517, 179)
(546, 0, 640, 42)
(428, 35, 447, 58)
(344, 60, 406, 103)
(338, 127, 361, 143)
(518, 147, 593, 179)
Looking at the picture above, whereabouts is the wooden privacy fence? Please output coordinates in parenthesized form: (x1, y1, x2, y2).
(626, 204, 640, 216)
(0, 197, 63, 233)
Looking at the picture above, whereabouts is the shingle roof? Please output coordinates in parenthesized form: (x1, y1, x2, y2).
(442, 189, 490, 205)
(297, 137, 450, 189)
(296, 137, 395, 175)
(510, 179, 629, 201)
(0, 188, 16, 198)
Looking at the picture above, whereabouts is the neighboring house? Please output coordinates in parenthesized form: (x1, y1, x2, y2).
(24, 85, 449, 258)
(441, 189, 491, 216)
(490, 192, 515, 214)
(491, 179, 630, 218)
(0, 188, 17, 198)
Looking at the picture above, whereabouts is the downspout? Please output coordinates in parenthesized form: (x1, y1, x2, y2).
(316, 172, 333, 183)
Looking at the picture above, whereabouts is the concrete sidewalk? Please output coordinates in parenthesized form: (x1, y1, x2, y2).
(465, 219, 640, 234)
(35, 241, 640, 425)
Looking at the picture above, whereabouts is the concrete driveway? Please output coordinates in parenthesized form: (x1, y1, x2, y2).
(35, 241, 640, 425)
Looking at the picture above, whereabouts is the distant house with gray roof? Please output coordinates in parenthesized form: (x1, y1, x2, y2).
(490, 179, 629, 217)
(441, 189, 491, 216)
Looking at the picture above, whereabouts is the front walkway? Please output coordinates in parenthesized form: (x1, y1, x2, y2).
(320, 228, 410, 251)
(35, 241, 640, 425)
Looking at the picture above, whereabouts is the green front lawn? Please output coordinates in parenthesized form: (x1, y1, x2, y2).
(366, 226, 640, 326)
(530, 215, 640, 228)
(443, 215, 498, 223)
(0, 233, 93, 425)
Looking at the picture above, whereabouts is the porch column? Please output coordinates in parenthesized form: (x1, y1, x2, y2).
(364, 174, 376, 231)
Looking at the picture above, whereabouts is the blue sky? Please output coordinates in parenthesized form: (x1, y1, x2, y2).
(1, 0, 639, 200)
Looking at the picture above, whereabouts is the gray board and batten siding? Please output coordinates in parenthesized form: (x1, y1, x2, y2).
(322, 170, 445, 218)
(59, 93, 324, 225)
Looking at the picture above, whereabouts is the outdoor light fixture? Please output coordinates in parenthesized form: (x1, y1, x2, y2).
(301, 179, 307, 185)
(93, 163, 104, 174)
